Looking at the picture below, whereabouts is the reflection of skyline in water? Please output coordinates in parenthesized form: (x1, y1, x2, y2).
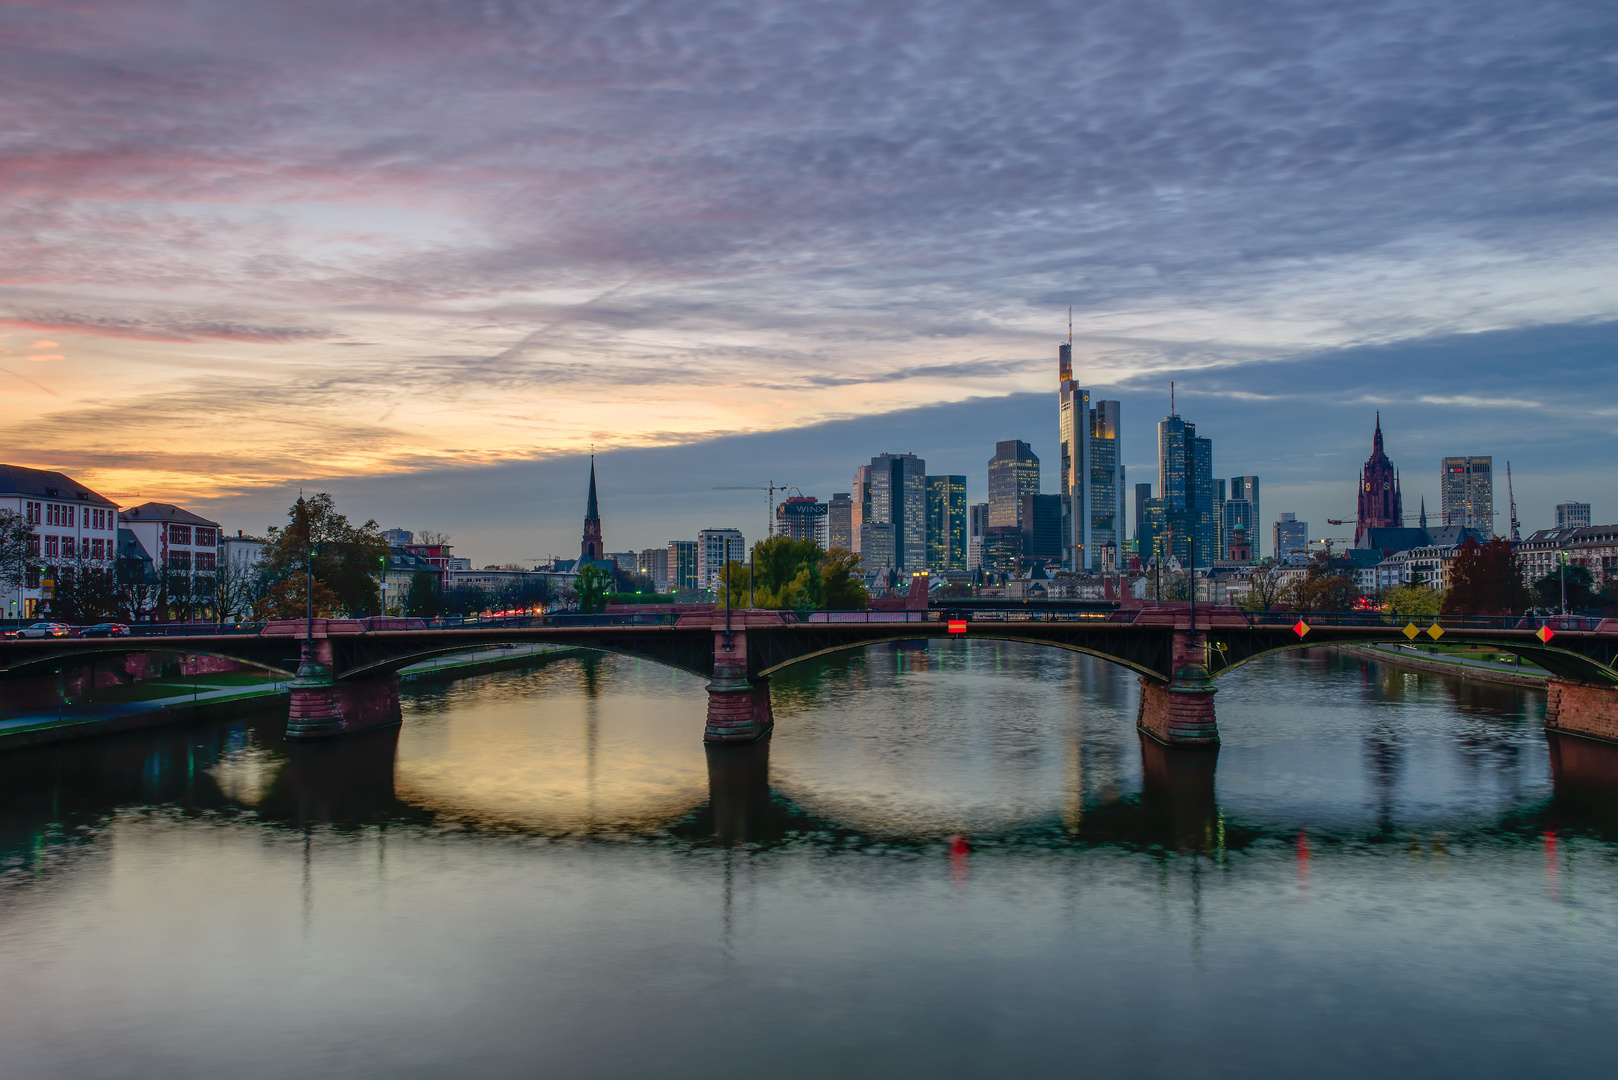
(6, 646, 1618, 1079)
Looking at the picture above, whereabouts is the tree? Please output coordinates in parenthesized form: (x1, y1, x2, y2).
(404, 570, 440, 617)
(573, 564, 611, 614)
(1382, 584, 1444, 618)
(821, 548, 868, 610)
(48, 555, 122, 623)
(748, 536, 827, 610)
(213, 550, 266, 623)
(1442, 537, 1527, 615)
(1279, 553, 1357, 612)
(1532, 563, 1599, 614)
(0, 508, 33, 609)
(254, 572, 342, 620)
(261, 493, 389, 617)
(1237, 562, 1286, 612)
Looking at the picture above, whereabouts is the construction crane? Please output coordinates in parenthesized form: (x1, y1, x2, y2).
(1507, 461, 1521, 541)
(1312, 536, 1354, 557)
(713, 482, 792, 539)
(1324, 513, 1356, 526)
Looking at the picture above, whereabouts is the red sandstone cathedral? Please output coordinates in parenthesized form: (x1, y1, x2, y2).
(1354, 414, 1403, 547)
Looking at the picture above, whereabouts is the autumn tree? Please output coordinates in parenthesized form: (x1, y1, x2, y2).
(1278, 553, 1358, 612)
(258, 493, 389, 619)
(572, 564, 611, 614)
(1442, 537, 1527, 615)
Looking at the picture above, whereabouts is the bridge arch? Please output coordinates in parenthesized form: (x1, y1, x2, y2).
(0, 643, 298, 681)
(750, 625, 1172, 682)
(338, 640, 713, 682)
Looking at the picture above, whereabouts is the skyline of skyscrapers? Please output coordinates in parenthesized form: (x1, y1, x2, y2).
(863, 452, 928, 573)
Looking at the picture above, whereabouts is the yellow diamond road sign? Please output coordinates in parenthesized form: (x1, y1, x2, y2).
(1426, 623, 1445, 640)
(1403, 622, 1420, 639)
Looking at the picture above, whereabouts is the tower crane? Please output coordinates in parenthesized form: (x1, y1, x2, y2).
(712, 482, 793, 539)
(1507, 461, 1521, 541)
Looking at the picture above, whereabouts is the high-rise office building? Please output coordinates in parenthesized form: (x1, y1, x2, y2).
(1212, 477, 1227, 561)
(1152, 413, 1216, 567)
(637, 547, 669, 589)
(827, 493, 853, 550)
(1220, 498, 1255, 562)
(1441, 457, 1494, 531)
(666, 540, 698, 592)
(1274, 513, 1309, 563)
(988, 440, 1039, 528)
(1134, 482, 1153, 557)
(1229, 475, 1260, 559)
(983, 526, 1024, 574)
(850, 466, 871, 553)
(925, 475, 968, 572)
(858, 521, 895, 575)
(1020, 493, 1065, 560)
(776, 496, 828, 546)
(1557, 502, 1592, 529)
(1056, 339, 1125, 572)
(867, 453, 927, 573)
(697, 528, 745, 589)
(968, 502, 989, 571)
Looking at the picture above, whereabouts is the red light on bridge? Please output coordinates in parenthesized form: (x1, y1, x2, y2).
(948, 620, 968, 634)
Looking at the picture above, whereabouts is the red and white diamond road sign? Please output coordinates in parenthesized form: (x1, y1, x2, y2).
(1537, 624, 1555, 644)
(948, 620, 968, 635)
(1293, 620, 1310, 638)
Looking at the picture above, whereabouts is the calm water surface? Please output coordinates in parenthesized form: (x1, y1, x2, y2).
(3, 643, 1617, 1078)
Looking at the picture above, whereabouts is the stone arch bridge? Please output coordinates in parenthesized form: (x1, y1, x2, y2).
(3, 609, 1617, 747)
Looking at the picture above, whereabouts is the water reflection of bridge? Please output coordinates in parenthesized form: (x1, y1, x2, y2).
(6, 702, 1618, 877)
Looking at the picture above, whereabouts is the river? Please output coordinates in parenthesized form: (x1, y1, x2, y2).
(3, 642, 1616, 1078)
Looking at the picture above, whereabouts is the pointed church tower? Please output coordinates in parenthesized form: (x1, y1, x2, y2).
(1419, 496, 1428, 531)
(1354, 413, 1404, 547)
(581, 457, 604, 563)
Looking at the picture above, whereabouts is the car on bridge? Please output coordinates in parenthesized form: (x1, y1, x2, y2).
(80, 623, 131, 638)
(15, 621, 75, 638)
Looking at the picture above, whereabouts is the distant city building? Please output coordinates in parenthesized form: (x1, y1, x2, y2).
(381, 528, 413, 546)
(1274, 512, 1310, 564)
(1220, 498, 1255, 562)
(1133, 482, 1153, 557)
(827, 492, 853, 550)
(925, 475, 968, 572)
(1055, 339, 1125, 572)
(776, 496, 828, 546)
(1229, 475, 1260, 559)
(1354, 415, 1404, 547)
(0, 464, 121, 619)
(982, 525, 1024, 574)
(968, 502, 989, 572)
(850, 466, 872, 554)
(696, 528, 745, 589)
(858, 521, 896, 573)
(867, 453, 927, 573)
(1557, 502, 1592, 530)
(637, 547, 670, 590)
(1516, 524, 1618, 590)
(1020, 493, 1065, 561)
(666, 540, 698, 592)
(1441, 456, 1494, 532)
(1144, 412, 1216, 566)
(987, 440, 1038, 529)
(604, 552, 637, 570)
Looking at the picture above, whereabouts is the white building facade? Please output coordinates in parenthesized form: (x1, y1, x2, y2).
(0, 464, 120, 620)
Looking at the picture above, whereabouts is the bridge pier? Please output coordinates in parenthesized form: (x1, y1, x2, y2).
(702, 617, 778, 743)
(286, 639, 401, 740)
(1544, 679, 1618, 745)
(1136, 626, 1220, 746)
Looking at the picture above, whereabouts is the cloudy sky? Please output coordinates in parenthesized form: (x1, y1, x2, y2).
(2, 0, 1615, 562)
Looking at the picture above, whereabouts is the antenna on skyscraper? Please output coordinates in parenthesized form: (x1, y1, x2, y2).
(1068, 306, 1072, 345)
(1507, 461, 1521, 541)
(1170, 381, 1174, 416)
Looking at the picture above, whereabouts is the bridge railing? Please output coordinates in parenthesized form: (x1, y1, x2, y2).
(1221, 611, 1607, 632)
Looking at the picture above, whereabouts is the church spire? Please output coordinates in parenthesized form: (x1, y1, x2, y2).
(1374, 411, 1383, 453)
(581, 455, 604, 563)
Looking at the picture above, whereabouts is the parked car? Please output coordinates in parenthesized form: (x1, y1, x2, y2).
(16, 622, 74, 638)
(80, 623, 131, 638)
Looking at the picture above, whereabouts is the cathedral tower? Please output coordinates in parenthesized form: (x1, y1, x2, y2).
(581, 457, 604, 562)
(1354, 413, 1403, 547)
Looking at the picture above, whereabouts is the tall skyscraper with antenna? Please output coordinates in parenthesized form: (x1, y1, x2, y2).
(1058, 313, 1125, 572)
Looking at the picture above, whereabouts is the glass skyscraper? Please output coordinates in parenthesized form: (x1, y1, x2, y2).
(1441, 456, 1494, 531)
(1156, 413, 1217, 567)
(1057, 341, 1125, 572)
(988, 440, 1039, 528)
(868, 452, 927, 573)
(925, 474, 968, 572)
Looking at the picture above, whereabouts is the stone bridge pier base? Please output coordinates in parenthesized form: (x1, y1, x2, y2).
(703, 621, 775, 743)
(286, 639, 401, 740)
(1544, 680, 1618, 745)
(1136, 627, 1220, 746)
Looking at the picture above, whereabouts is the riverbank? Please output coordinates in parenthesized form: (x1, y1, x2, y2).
(0, 643, 586, 750)
(1339, 643, 1550, 687)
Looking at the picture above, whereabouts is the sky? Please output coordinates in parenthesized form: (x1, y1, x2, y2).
(1, 0, 1615, 564)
